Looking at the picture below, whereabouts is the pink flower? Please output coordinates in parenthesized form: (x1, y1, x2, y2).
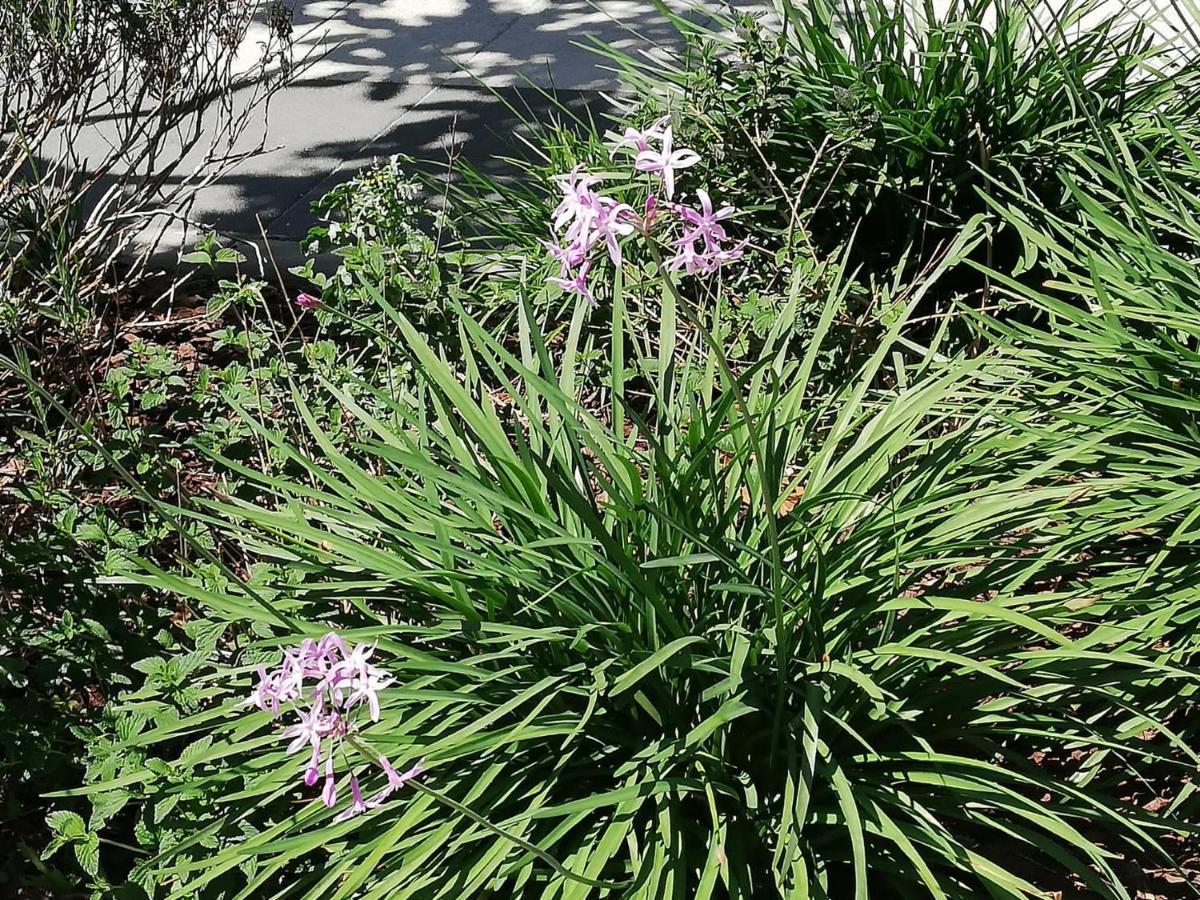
(282, 702, 325, 756)
(246, 664, 300, 717)
(367, 756, 424, 808)
(635, 127, 700, 199)
(591, 198, 635, 266)
(609, 115, 669, 157)
(541, 237, 588, 275)
(280, 699, 345, 790)
(333, 774, 369, 823)
(673, 190, 735, 253)
(318, 633, 347, 657)
(643, 194, 661, 229)
(295, 292, 321, 311)
(665, 190, 744, 277)
(545, 156, 659, 298)
(666, 239, 703, 276)
(321, 757, 337, 808)
(286, 633, 346, 684)
(711, 240, 748, 269)
(551, 166, 603, 235)
(245, 633, 402, 804)
(322, 642, 393, 722)
(667, 237, 746, 277)
(550, 258, 595, 306)
(382, 756, 424, 789)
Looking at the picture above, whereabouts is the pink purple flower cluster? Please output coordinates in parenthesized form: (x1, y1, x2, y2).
(543, 168, 634, 305)
(247, 632, 422, 822)
(543, 117, 746, 303)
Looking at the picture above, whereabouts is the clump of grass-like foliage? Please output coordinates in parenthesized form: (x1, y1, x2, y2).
(32, 3, 1200, 897)
(62, 235, 1199, 893)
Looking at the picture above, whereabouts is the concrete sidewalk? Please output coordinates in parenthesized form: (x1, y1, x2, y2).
(169, 0, 724, 261)
(161, 0, 1197, 267)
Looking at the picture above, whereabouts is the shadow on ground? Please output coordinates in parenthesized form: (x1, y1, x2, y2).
(273, 0, 708, 87)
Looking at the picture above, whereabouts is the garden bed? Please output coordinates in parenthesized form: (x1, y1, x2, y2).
(5, 0, 1200, 896)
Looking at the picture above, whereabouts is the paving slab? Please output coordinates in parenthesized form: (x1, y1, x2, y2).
(159, 0, 1198, 271)
(254, 0, 523, 85)
(189, 79, 439, 234)
(167, 0, 721, 263)
(265, 85, 611, 239)
(263, 0, 713, 87)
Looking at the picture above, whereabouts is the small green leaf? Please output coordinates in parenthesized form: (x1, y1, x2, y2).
(641, 553, 720, 569)
(47, 810, 87, 838)
(89, 790, 130, 830)
(75, 833, 100, 876)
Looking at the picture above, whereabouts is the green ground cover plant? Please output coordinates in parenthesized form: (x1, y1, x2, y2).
(1, 236, 450, 892)
(654, 0, 1200, 278)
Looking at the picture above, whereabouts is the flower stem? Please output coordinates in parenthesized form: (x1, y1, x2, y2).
(343, 736, 629, 890)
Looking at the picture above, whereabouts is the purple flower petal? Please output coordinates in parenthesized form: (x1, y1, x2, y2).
(321, 758, 337, 808)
